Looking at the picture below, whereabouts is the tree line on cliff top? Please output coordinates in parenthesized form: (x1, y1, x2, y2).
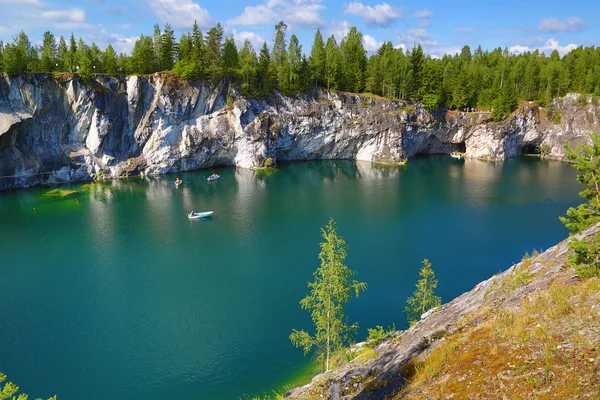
(2, 21, 600, 119)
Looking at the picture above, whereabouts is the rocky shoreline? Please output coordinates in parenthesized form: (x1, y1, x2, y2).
(1, 73, 598, 190)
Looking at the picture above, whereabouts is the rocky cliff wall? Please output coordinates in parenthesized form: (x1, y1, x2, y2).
(1, 73, 598, 189)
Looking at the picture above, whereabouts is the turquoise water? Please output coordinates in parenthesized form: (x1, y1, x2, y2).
(0, 157, 581, 400)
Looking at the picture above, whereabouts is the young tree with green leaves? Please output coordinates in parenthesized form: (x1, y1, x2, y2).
(0, 372, 56, 400)
(560, 133, 600, 278)
(405, 259, 441, 325)
(290, 218, 367, 372)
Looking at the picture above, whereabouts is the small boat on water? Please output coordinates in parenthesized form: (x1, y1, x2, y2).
(207, 174, 221, 182)
(450, 152, 464, 160)
(175, 181, 182, 188)
(188, 211, 214, 219)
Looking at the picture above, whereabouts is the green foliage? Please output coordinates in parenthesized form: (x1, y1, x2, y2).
(222, 37, 239, 78)
(239, 39, 257, 96)
(366, 324, 396, 347)
(159, 23, 176, 71)
(560, 132, 600, 278)
(8, 21, 600, 106)
(204, 23, 224, 81)
(290, 218, 367, 372)
(405, 259, 441, 326)
(263, 157, 274, 168)
(0, 372, 57, 400)
(552, 112, 562, 124)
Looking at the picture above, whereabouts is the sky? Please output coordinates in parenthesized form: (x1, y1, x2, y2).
(0, 0, 599, 58)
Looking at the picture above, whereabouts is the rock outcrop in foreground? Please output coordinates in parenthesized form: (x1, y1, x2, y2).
(1, 73, 598, 189)
(285, 223, 600, 400)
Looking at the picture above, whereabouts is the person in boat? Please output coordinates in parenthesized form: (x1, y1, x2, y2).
(175, 177, 181, 184)
(190, 210, 195, 216)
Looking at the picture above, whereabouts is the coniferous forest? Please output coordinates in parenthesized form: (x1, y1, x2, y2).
(2, 21, 600, 120)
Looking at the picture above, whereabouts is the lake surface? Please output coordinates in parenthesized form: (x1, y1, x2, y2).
(0, 157, 581, 400)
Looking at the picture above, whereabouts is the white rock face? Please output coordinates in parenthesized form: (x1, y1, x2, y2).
(0, 73, 598, 190)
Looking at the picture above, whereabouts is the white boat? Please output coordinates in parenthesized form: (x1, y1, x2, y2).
(188, 211, 214, 219)
(207, 174, 221, 182)
(450, 152, 463, 160)
(175, 181, 182, 188)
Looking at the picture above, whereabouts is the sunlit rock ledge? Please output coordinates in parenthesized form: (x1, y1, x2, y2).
(1, 72, 598, 189)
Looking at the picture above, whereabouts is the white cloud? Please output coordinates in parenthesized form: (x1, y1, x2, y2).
(328, 20, 350, 42)
(118, 23, 132, 30)
(508, 45, 530, 55)
(345, 2, 402, 27)
(232, 30, 268, 49)
(508, 39, 578, 57)
(538, 17, 587, 33)
(0, 0, 42, 4)
(362, 34, 382, 52)
(283, 3, 325, 28)
(457, 27, 474, 35)
(37, 9, 86, 22)
(413, 9, 434, 19)
(228, 5, 277, 25)
(227, 0, 325, 29)
(395, 28, 462, 58)
(148, 0, 214, 29)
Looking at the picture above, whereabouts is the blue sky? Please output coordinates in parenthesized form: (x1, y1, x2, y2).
(0, 0, 598, 58)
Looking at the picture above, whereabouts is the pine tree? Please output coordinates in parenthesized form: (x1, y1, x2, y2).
(405, 259, 441, 325)
(272, 21, 288, 91)
(309, 29, 326, 88)
(178, 33, 192, 62)
(239, 39, 256, 95)
(4, 31, 32, 75)
(324, 35, 341, 91)
(0, 41, 4, 72)
(152, 23, 161, 71)
(68, 33, 77, 72)
(560, 133, 600, 278)
(290, 218, 367, 372)
(221, 37, 239, 78)
(339, 27, 366, 92)
(159, 23, 176, 71)
(88, 42, 102, 73)
(40, 31, 57, 72)
(129, 35, 154, 74)
(287, 34, 302, 93)
(191, 20, 204, 66)
(76, 37, 91, 79)
(256, 42, 272, 97)
(409, 44, 425, 101)
(103, 44, 117, 75)
(57, 36, 67, 71)
(204, 23, 224, 81)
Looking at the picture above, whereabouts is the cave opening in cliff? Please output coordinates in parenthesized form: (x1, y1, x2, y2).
(456, 141, 466, 153)
(521, 144, 540, 155)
